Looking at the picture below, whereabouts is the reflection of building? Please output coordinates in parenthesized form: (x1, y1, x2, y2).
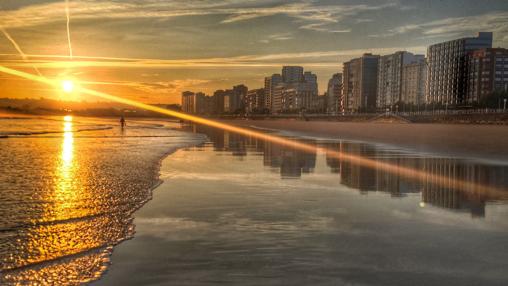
(334, 142, 495, 213)
(343, 53, 380, 112)
(421, 158, 488, 217)
(181, 123, 507, 217)
(339, 143, 377, 193)
(264, 140, 316, 178)
(325, 143, 341, 173)
(426, 32, 493, 105)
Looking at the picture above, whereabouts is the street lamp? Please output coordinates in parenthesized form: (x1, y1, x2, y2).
(504, 98, 507, 112)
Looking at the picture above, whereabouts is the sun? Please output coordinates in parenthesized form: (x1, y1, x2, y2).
(62, 80, 75, 93)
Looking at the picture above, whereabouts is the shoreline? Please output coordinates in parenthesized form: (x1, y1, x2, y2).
(220, 119, 508, 164)
(0, 118, 206, 285)
(93, 129, 206, 283)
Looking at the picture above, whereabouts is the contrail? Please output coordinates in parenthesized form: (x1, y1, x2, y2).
(0, 64, 506, 201)
(0, 27, 43, 77)
(65, 0, 73, 59)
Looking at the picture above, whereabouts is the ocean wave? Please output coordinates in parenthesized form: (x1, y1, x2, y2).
(0, 126, 113, 137)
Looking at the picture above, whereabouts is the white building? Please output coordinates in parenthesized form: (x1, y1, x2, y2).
(377, 51, 424, 109)
(402, 58, 427, 106)
(327, 73, 343, 114)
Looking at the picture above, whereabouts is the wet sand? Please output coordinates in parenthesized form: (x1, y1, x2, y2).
(222, 120, 508, 163)
(0, 117, 205, 285)
(96, 126, 508, 286)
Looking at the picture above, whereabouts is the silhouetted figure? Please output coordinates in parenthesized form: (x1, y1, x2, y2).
(120, 116, 126, 129)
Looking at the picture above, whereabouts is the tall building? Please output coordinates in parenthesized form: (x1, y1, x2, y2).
(426, 32, 493, 105)
(181, 91, 195, 113)
(466, 48, 508, 104)
(377, 51, 424, 109)
(223, 84, 248, 113)
(181, 91, 207, 114)
(271, 83, 286, 113)
(282, 66, 304, 83)
(264, 74, 282, 111)
(298, 71, 319, 111)
(194, 92, 208, 114)
(343, 53, 380, 112)
(402, 58, 427, 106)
(267, 68, 319, 113)
(213, 89, 226, 114)
(280, 88, 298, 112)
(326, 73, 343, 114)
(303, 71, 318, 95)
(233, 84, 248, 112)
(245, 88, 265, 113)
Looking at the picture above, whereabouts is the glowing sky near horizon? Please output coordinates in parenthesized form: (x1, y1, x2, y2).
(1, 0, 508, 103)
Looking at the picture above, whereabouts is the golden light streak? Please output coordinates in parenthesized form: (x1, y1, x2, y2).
(0, 64, 506, 201)
(65, 0, 73, 59)
(0, 27, 43, 76)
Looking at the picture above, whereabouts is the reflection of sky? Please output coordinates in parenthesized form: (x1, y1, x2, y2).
(99, 138, 508, 286)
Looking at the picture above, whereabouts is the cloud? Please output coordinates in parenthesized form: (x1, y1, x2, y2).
(0, 45, 427, 70)
(80, 79, 210, 94)
(259, 33, 294, 43)
(299, 23, 351, 33)
(220, 1, 396, 33)
(0, 0, 398, 34)
(368, 11, 508, 43)
(355, 18, 374, 24)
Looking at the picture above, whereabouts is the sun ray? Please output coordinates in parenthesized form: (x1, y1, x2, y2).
(0, 64, 505, 201)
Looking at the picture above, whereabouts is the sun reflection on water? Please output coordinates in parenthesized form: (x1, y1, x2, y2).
(61, 117, 74, 164)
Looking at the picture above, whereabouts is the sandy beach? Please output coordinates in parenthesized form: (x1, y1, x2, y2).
(221, 120, 508, 163)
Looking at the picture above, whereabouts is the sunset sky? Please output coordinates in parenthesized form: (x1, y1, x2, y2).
(1, 0, 508, 104)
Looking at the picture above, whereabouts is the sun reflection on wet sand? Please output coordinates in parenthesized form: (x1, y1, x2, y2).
(55, 115, 77, 218)
(1, 116, 111, 284)
(0, 117, 192, 285)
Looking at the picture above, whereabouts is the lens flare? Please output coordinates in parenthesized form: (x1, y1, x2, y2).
(0, 65, 506, 201)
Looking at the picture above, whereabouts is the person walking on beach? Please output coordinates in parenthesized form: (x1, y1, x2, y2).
(120, 115, 126, 129)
